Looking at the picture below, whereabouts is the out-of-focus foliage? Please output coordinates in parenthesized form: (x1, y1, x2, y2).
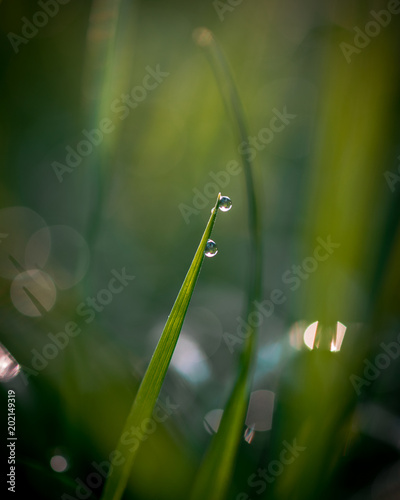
(0, 0, 399, 499)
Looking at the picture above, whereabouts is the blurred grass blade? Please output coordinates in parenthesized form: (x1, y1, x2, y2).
(82, 0, 135, 255)
(102, 193, 222, 500)
(83, 0, 122, 116)
(190, 332, 256, 500)
(190, 28, 262, 500)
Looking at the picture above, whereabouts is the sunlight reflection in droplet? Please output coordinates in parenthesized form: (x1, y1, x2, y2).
(204, 239, 218, 258)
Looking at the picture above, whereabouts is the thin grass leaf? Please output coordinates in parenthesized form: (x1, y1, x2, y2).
(101, 193, 223, 500)
(190, 28, 263, 500)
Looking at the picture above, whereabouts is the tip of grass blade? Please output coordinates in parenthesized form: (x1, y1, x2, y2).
(101, 193, 223, 500)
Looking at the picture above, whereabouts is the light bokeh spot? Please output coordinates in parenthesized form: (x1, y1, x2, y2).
(50, 455, 69, 473)
(0, 344, 20, 382)
(10, 270, 57, 317)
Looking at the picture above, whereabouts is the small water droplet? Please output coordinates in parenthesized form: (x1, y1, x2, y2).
(205, 239, 218, 258)
(218, 196, 232, 212)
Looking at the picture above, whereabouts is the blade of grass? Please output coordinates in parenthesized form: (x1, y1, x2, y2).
(101, 193, 223, 500)
(82, 0, 123, 252)
(190, 28, 263, 500)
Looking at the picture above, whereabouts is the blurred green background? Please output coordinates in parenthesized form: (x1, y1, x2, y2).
(1, 0, 400, 498)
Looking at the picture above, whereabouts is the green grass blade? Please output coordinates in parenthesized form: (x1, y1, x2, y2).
(101, 193, 222, 500)
(190, 29, 262, 500)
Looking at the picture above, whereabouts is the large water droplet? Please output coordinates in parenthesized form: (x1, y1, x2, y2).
(205, 239, 218, 258)
(218, 196, 232, 212)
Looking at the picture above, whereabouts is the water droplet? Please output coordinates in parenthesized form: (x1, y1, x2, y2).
(205, 239, 218, 258)
(218, 196, 232, 212)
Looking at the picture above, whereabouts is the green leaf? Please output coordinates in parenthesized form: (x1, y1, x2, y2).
(189, 28, 263, 500)
(101, 193, 223, 500)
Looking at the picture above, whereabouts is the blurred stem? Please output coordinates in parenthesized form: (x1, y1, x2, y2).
(82, 0, 122, 254)
(190, 28, 263, 500)
(197, 29, 262, 303)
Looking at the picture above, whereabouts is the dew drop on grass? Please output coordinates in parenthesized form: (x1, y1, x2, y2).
(205, 239, 218, 258)
(218, 196, 232, 212)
